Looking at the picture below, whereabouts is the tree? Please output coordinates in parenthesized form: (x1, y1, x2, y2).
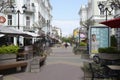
(80, 19, 95, 38)
(111, 0, 120, 9)
(111, 35, 117, 47)
(80, 19, 95, 31)
(32, 21, 43, 29)
(61, 36, 74, 44)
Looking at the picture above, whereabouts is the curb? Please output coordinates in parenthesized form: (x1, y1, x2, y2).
(3, 76, 21, 80)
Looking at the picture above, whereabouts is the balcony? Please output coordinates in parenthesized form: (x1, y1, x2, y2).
(23, 26, 35, 32)
(25, 4, 35, 13)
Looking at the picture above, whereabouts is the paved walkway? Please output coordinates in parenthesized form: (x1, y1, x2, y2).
(4, 47, 84, 80)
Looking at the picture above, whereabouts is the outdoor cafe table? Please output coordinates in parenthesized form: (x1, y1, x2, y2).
(107, 65, 120, 79)
(107, 65, 120, 70)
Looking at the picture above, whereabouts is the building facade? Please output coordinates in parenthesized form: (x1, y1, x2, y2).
(79, 0, 114, 25)
(78, 0, 117, 54)
(51, 26, 62, 43)
(112, 3, 120, 50)
(0, 0, 52, 46)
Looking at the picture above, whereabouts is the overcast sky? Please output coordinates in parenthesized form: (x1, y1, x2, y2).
(50, 0, 88, 36)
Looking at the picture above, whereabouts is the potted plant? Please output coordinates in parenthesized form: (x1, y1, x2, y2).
(96, 47, 120, 60)
(73, 42, 87, 55)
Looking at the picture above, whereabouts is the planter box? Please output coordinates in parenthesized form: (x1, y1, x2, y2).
(97, 53, 120, 60)
(81, 54, 90, 59)
(0, 54, 16, 60)
(84, 71, 92, 78)
(79, 46, 87, 50)
(0, 54, 16, 65)
(73, 46, 87, 55)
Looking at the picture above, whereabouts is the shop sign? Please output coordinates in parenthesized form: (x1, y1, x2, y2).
(0, 16, 6, 23)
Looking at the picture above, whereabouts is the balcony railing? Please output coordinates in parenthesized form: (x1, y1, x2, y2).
(23, 26, 35, 31)
(25, 4, 35, 13)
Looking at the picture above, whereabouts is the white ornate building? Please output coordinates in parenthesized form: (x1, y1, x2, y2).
(0, 0, 52, 46)
(111, 2, 120, 50)
(78, 0, 117, 54)
(79, 0, 114, 24)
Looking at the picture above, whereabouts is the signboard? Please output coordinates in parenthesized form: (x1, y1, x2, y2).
(0, 16, 6, 23)
(90, 27, 109, 54)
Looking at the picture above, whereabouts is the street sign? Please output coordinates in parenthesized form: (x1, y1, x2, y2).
(89, 26, 109, 54)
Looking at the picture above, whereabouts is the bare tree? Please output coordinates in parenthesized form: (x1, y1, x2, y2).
(0, 0, 14, 12)
(80, 19, 95, 30)
(80, 19, 95, 38)
(32, 19, 46, 29)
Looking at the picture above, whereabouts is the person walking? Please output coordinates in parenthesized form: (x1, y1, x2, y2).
(64, 42, 68, 48)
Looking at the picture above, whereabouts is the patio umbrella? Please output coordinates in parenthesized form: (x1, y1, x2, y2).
(100, 17, 120, 28)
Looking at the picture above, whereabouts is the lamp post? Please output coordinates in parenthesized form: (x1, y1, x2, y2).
(10, 4, 27, 45)
(78, 28, 80, 46)
(98, 2, 115, 21)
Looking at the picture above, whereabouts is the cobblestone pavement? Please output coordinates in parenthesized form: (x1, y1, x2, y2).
(3, 47, 85, 80)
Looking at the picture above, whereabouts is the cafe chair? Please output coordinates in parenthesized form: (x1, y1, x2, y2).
(88, 63, 113, 80)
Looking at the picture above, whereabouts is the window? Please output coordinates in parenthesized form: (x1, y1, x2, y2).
(31, 3, 34, 7)
(26, 16, 30, 26)
(7, 15, 12, 25)
(26, 0, 30, 9)
(10, 0, 15, 3)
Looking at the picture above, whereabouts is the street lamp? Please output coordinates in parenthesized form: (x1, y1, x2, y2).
(98, 0, 120, 20)
(98, 2, 115, 21)
(78, 28, 80, 46)
(10, 4, 27, 45)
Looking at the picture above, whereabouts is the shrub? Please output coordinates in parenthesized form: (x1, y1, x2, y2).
(98, 47, 120, 54)
(111, 35, 117, 47)
(0, 45, 19, 54)
(80, 42, 87, 46)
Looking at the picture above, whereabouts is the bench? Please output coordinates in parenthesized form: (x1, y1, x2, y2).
(0, 61, 27, 75)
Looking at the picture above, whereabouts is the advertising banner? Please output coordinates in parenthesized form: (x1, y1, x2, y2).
(90, 27, 109, 54)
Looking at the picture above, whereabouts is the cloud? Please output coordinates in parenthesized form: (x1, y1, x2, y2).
(52, 20, 79, 36)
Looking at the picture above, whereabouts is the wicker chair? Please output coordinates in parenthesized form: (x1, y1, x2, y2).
(88, 63, 112, 80)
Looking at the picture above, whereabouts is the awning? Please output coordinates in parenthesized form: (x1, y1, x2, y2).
(0, 26, 27, 36)
(100, 17, 120, 28)
(24, 31, 41, 38)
